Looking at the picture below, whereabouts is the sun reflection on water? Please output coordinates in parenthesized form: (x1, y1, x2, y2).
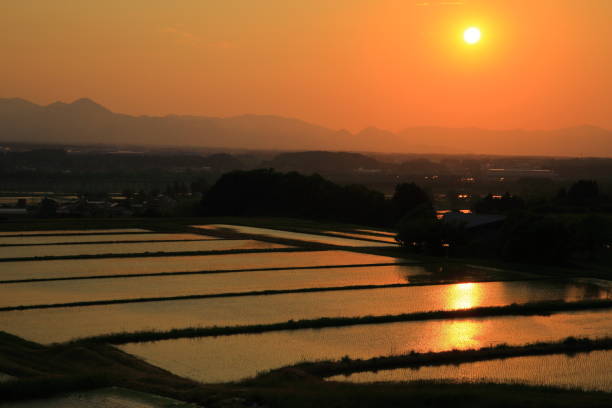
(425, 282, 486, 351)
(447, 282, 483, 310)
(439, 320, 482, 350)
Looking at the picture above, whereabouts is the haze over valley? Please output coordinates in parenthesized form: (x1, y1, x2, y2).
(2, 97, 611, 157)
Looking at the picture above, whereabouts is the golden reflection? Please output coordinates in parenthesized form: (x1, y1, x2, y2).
(438, 320, 482, 350)
(430, 283, 485, 351)
(447, 282, 483, 310)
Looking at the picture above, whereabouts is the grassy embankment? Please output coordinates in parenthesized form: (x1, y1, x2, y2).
(1, 217, 610, 406)
(0, 216, 395, 235)
(0, 274, 556, 310)
(3, 215, 606, 280)
(0, 238, 219, 248)
(259, 337, 612, 379)
(1, 331, 611, 408)
(71, 299, 612, 345)
(0, 246, 319, 263)
(0, 261, 410, 284)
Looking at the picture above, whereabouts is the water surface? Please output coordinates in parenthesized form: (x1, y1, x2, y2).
(320, 230, 398, 244)
(328, 351, 612, 392)
(0, 276, 606, 311)
(0, 233, 218, 246)
(355, 229, 396, 237)
(120, 310, 612, 383)
(193, 224, 395, 247)
(0, 250, 400, 282)
(0, 264, 425, 308)
(0, 280, 607, 344)
(0, 229, 149, 236)
(0, 240, 288, 260)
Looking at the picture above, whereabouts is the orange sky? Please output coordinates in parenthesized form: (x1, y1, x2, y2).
(2, 0, 611, 132)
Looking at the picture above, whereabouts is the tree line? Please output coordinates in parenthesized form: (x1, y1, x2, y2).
(201, 168, 430, 226)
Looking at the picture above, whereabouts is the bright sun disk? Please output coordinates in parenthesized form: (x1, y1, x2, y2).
(464, 27, 481, 44)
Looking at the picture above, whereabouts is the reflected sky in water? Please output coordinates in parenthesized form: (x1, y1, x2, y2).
(329, 351, 612, 392)
(1, 279, 607, 344)
(121, 310, 612, 383)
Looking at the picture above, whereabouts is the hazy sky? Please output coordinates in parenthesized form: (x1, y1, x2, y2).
(2, 0, 611, 131)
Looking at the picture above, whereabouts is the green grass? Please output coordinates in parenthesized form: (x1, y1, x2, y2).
(72, 299, 612, 345)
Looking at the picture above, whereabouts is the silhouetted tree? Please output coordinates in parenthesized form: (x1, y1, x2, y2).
(472, 193, 525, 214)
(190, 177, 210, 194)
(570, 214, 612, 260)
(392, 183, 432, 219)
(500, 214, 572, 264)
(567, 180, 599, 205)
(202, 169, 392, 226)
(397, 214, 466, 256)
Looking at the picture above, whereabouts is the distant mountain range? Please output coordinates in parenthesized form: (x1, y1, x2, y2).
(1, 97, 611, 157)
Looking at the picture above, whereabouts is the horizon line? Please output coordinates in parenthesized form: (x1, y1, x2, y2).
(2, 96, 610, 135)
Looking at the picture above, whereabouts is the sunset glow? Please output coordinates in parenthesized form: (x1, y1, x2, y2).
(2, 0, 612, 402)
(1, 1, 611, 132)
(464, 27, 481, 44)
(447, 282, 482, 310)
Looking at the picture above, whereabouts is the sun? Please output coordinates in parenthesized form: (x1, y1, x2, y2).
(463, 27, 481, 44)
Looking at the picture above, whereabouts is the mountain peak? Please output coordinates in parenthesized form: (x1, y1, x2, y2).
(44, 98, 111, 114)
(0, 97, 41, 108)
(357, 126, 394, 136)
(70, 98, 111, 113)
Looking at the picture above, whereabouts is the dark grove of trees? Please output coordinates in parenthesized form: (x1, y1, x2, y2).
(397, 179, 612, 266)
(490, 211, 612, 265)
(472, 193, 526, 214)
(201, 169, 432, 227)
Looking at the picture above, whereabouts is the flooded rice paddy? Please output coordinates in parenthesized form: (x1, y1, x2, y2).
(192, 224, 396, 247)
(0, 280, 608, 344)
(0, 276, 607, 311)
(0, 225, 610, 391)
(355, 229, 396, 237)
(0, 264, 426, 308)
(328, 350, 612, 392)
(119, 310, 612, 383)
(0, 233, 218, 246)
(320, 230, 398, 244)
(0, 229, 150, 236)
(0, 251, 402, 282)
(0, 240, 289, 259)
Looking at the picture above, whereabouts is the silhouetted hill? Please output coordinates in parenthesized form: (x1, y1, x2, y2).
(1, 98, 612, 156)
(0, 98, 342, 150)
(265, 151, 383, 173)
